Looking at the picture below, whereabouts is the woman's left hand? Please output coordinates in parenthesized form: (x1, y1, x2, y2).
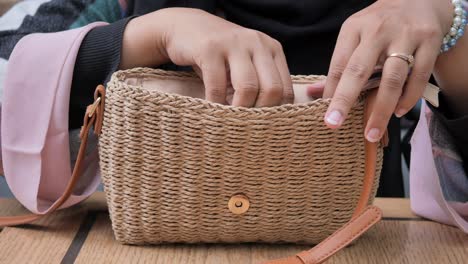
(316, 0, 454, 142)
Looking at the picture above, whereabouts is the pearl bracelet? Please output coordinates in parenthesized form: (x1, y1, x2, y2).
(441, 0, 468, 53)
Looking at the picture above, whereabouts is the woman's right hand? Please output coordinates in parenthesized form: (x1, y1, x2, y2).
(120, 7, 293, 107)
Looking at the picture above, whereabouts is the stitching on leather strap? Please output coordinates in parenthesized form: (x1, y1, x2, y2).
(298, 207, 373, 258)
(309, 207, 381, 263)
(297, 206, 381, 264)
(316, 207, 380, 262)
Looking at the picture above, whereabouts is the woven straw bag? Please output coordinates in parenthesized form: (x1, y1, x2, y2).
(1, 68, 385, 264)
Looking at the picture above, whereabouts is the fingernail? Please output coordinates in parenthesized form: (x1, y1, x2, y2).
(325, 110, 343, 126)
(366, 128, 381, 142)
(395, 108, 407, 118)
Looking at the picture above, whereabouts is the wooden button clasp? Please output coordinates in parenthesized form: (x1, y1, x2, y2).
(228, 194, 250, 215)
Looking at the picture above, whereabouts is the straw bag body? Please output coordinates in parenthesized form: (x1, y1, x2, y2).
(0, 67, 385, 263)
(99, 68, 384, 245)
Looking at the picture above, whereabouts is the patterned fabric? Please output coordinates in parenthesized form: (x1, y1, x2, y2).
(69, 0, 124, 29)
(430, 113, 468, 203)
(0, 0, 94, 59)
(0, 0, 124, 101)
(410, 102, 468, 232)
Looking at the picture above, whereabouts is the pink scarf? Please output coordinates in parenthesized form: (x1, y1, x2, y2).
(1, 23, 106, 213)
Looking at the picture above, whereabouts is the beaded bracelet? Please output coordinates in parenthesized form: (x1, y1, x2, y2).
(441, 0, 468, 53)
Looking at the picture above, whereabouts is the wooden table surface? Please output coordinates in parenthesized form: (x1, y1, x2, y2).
(0, 193, 466, 264)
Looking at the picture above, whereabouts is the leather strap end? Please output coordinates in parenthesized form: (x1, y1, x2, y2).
(80, 105, 94, 139)
(263, 256, 304, 264)
(296, 206, 382, 264)
(264, 206, 382, 264)
(423, 83, 439, 108)
(380, 130, 389, 147)
(93, 85, 106, 135)
(0, 214, 42, 227)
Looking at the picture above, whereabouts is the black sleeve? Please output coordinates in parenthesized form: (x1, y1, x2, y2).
(429, 93, 468, 173)
(69, 17, 134, 129)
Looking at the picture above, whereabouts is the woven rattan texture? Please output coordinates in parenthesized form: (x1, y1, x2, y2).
(99, 68, 383, 245)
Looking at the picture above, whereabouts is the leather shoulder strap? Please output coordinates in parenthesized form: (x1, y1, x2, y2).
(0, 86, 105, 227)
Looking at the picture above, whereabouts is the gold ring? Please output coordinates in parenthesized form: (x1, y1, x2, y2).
(388, 53, 415, 68)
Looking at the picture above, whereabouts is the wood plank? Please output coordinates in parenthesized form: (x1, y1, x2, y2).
(325, 220, 468, 264)
(1, 194, 457, 263)
(74, 214, 287, 264)
(81, 192, 108, 212)
(0, 199, 88, 264)
(374, 198, 420, 219)
(0, 198, 31, 230)
(75, 213, 467, 264)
